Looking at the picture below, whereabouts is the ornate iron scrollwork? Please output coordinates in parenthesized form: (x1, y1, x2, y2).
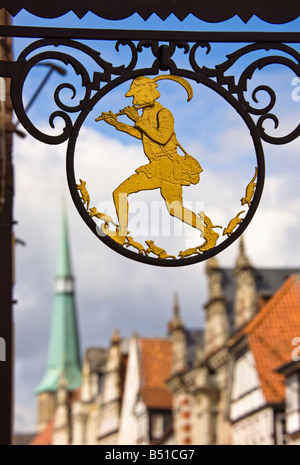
(2, 29, 300, 266)
(10, 35, 300, 146)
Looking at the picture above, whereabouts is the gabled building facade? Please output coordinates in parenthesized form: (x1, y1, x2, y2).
(118, 334, 173, 445)
(228, 273, 300, 445)
(69, 332, 174, 445)
(31, 230, 300, 445)
(167, 238, 299, 446)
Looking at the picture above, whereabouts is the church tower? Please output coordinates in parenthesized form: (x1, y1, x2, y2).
(234, 237, 258, 329)
(204, 257, 229, 355)
(169, 294, 188, 374)
(36, 207, 82, 433)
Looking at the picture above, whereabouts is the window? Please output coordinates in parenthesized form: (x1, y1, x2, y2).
(151, 414, 164, 439)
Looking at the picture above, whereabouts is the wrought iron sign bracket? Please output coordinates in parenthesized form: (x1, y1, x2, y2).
(1, 25, 300, 266)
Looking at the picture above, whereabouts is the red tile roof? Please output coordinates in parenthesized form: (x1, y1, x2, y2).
(244, 273, 300, 403)
(140, 387, 173, 409)
(28, 388, 80, 446)
(28, 420, 53, 446)
(139, 338, 172, 409)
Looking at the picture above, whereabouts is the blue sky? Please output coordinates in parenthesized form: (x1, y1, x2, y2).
(8, 9, 300, 432)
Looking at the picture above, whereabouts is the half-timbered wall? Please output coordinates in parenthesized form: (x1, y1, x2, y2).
(285, 372, 300, 444)
(229, 350, 275, 445)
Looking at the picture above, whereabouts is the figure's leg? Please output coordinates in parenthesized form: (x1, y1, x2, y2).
(113, 172, 161, 236)
(161, 182, 204, 233)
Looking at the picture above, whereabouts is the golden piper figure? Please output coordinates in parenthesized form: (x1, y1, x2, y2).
(95, 75, 203, 245)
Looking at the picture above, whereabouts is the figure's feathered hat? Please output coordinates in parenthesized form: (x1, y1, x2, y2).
(125, 75, 193, 102)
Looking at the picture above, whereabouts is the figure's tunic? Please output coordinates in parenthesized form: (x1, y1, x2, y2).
(134, 102, 202, 186)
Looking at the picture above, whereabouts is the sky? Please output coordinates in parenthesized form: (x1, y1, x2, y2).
(7, 9, 300, 433)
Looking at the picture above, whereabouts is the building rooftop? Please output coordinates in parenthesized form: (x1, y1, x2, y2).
(139, 338, 172, 409)
(244, 273, 300, 404)
(222, 267, 298, 330)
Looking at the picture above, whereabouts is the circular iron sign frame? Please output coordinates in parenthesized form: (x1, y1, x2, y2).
(66, 72, 265, 267)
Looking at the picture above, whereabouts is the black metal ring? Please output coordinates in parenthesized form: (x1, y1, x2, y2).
(66, 71, 265, 267)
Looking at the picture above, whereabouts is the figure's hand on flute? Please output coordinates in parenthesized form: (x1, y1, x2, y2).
(120, 105, 140, 122)
(95, 105, 142, 124)
(95, 111, 118, 126)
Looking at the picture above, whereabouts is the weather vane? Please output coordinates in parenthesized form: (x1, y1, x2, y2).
(75, 74, 261, 266)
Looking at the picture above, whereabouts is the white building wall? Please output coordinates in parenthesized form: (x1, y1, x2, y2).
(98, 401, 120, 439)
(232, 408, 274, 445)
(286, 373, 300, 436)
(134, 399, 149, 444)
(230, 350, 276, 445)
(118, 334, 140, 445)
(230, 351, 265, 422)
(71, 401, 88, 445)
(98, 432, 119, 446)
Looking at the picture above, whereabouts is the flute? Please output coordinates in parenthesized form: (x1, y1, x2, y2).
(95, 105, 143, 122)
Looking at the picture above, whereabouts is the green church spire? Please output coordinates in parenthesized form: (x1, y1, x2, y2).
(36, 207, 81, 394)
(56, 206, 73, 279)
